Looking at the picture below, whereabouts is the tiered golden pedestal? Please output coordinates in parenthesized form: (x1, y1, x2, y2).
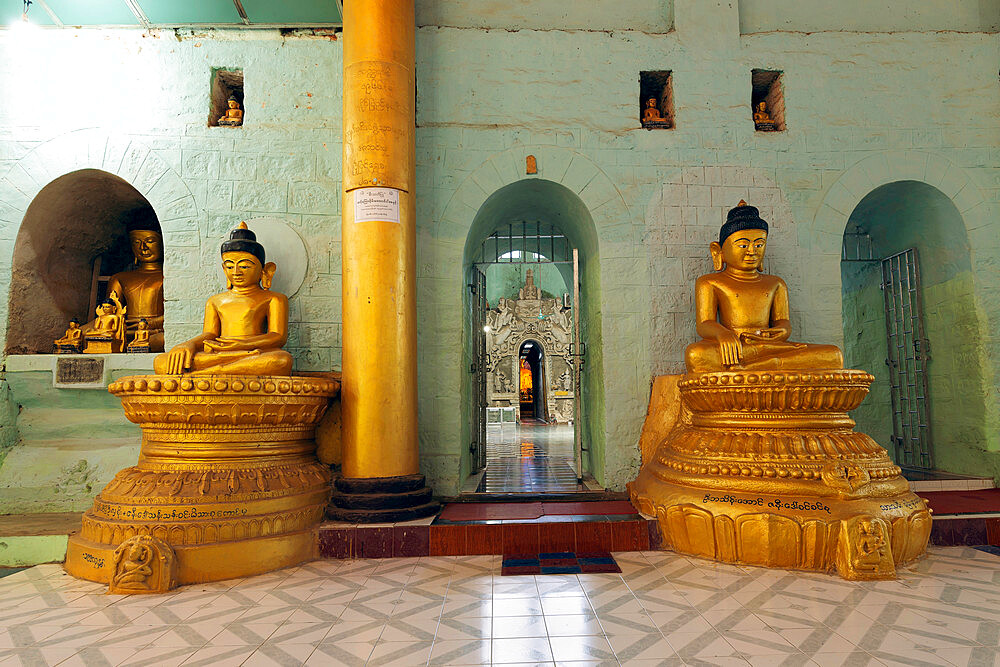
(65, 374, 338, 592)
(629, 370, 931, 580)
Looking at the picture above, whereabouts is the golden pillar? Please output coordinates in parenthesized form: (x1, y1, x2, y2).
(332, 0, 437, 521)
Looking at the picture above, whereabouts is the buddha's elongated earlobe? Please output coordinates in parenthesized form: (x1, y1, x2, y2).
(262, 262, 277, 290)
(710, 242, 724, 271)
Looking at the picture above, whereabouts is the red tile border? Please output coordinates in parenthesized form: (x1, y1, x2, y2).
(429, 525, 465, 556)
(466, 523, 502, 555)
(503, 523, 540, 555)
(575, 521, 611, 553)
(393, 525, 429, 557)
(539, 522, 576, 553)
(318, 517, 659, 558)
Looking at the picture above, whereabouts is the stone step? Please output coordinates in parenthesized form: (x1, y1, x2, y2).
(318, 516, 657, 559)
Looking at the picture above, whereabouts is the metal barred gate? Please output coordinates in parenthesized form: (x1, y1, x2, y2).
(881, 248, 933, 469)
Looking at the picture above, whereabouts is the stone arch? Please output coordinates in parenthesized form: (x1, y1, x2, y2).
(0, 129, 199, 352)
(417, 145, 644, 493)
(819, 151, 1000, 471)
(811, 151, 989, 256)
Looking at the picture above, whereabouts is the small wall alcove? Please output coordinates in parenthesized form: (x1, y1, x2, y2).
(751, 69, 785, 131)
(210, 67, 244, 127)
(6, 169, 162, 355)
(639, 70, 674, 129)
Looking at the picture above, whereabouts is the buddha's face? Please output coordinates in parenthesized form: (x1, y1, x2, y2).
(100, 303, 114, 315)
(222, 251, 263, 288)
(721, 229, 767, 271)
(129, 230, 163, 263)
(229, 100, 239, 109)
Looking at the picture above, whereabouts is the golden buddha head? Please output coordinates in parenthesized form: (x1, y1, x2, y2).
(69, 318, 79, 329)
(125, 212, 163, 264)
(97, 299, 116, 316)
(137, 318, 148, 330)
(221, 222, 276, 290)
(710, 201, 769, 272)
(228, 96, 240, 110)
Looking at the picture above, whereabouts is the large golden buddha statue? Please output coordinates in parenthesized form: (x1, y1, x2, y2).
(629, 202, 930, 580)
(155, 223, 292, 376)
(98, 214, 165, 352)
(686, 201, 842, 372)
(65, 222, 338, 593)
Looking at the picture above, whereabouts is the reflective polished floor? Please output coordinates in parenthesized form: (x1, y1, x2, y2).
(477, 421, 582, 493)
(1, 547, 999, 666)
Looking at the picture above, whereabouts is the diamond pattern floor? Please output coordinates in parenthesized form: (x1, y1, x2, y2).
(1, 547, 999, 666)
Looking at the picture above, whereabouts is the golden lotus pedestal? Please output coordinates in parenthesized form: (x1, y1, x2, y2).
(629, 370, 931, 580)
(65, 374, 339, 593)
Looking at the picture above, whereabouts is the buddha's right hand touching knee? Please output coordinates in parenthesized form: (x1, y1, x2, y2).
(715, 330, 742, 367)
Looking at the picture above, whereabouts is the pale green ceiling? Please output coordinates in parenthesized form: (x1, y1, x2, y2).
(2, 0, 343, 28)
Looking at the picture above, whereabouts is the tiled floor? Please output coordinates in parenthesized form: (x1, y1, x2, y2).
(2, 547, 1000, 666)
(478, 421, 581, 493)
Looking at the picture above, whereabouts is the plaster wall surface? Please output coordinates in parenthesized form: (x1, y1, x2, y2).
(739, 0, 1000, 34)
(0, 30, 345, 512)
(0, 0, 998, 504)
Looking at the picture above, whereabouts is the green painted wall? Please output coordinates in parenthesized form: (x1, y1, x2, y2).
(0, 0, 999, 502)
(841, 181, 991, 477)
(484, 263, 569, 305)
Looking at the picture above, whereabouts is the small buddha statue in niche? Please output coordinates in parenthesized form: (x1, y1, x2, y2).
(218, 96, 243, 127)
(754, 101, 776, 130)
(154, 222, 293, 376)
(684, 201, 843, 373)
(642, 97, 663, 122)
(105, 214, 165, 352)
(54, 318, 83, 353)
(83, 294, 127, 354)
(127, 319, 151, 353)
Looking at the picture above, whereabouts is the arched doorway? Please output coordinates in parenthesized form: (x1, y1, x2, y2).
(840, 180, 987, 474)
(6, 169, 162, 354)
(463, 179, 602, 495)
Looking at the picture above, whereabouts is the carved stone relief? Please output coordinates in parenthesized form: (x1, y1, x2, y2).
(485, 272, 574, 423)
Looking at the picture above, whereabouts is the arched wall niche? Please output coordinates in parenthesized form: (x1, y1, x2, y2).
(840, 180, 986, 474)
(814, 150, 998, 479)
(0, 130, 200, 355)
(6, 169, 160, 354)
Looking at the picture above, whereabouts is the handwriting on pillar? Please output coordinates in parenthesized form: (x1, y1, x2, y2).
(344, 61, 410, 192)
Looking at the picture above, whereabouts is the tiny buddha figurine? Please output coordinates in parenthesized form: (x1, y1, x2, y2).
(685, 202, 842, 373)
(628, 200, 931, 580)
(753, 101, 776, 131)
(83, 294, 127, 354)
(126, 319, 151, 353)
(643, 97, 663, 122)
(641, 97, 671, 128)
(154, 222, 292, 375)
(54, 318, 83, 354)
(105, 214, 165, 352)
(218, 95, 243, 127)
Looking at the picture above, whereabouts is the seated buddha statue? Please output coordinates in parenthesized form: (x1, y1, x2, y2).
(105, 212, 165, 352)
(642, 97, 663, 122)
(218, 96, 243, 127)
(127, 318, 151, 353)
(154, 222, 293, 376)
(684, 201, 843, 373)
(54, 318, 83, 353)
(753, 101, 771, 124)
(83, 293, 127, 353)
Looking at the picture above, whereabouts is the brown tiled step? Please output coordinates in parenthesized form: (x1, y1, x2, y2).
(318, 517, 660, 559)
